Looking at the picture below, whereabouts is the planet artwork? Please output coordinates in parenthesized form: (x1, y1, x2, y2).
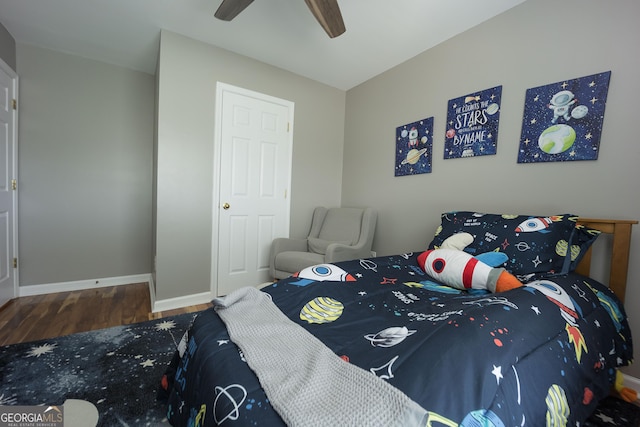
(486, 103, 500, 116)
(538, 124, 576, 154)
(395, 117, 433, 176)
(518, 71, 611, 163)
(401, 148, 428, 165)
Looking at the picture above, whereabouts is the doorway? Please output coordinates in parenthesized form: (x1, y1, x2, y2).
(212, 83, 294, 296)
(0, 58, 18, 307)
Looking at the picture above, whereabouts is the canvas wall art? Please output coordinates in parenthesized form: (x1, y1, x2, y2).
(517, 71, 611, 163)
(444, 86, 502, 159)
(395, 117, 433, 176)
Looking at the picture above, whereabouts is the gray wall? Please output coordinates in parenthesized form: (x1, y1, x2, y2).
(342, 0, 640, 376)
(17, 44, 154, 287)
(154, 31, 345, 301)
(0, 20, 15, 71)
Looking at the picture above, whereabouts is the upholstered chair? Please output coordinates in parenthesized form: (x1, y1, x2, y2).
(269, 207, 377, 280)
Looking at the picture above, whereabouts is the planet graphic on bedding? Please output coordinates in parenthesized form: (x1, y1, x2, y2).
(299, 297, 344, 324)
(364, 326, 416, 347)
(538, 124, 576, 154)
(545, 384, 570, 426)
(460, 409, 505, 427)
(555, 239, 581, 261)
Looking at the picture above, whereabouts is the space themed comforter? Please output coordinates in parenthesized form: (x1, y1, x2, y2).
(163, 253, 633, 426)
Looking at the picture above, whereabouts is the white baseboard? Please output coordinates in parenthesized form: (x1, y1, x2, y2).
(147, 274, 156, 310)
(152, 291, 213, 313)
(19, 274, 153, 297)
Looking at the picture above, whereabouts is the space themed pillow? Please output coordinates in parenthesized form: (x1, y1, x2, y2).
(566, 224, 601, 272)
(428, 211, 580, 276)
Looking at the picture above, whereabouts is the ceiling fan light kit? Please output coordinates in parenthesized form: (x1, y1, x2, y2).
(214, 0, 346, 38)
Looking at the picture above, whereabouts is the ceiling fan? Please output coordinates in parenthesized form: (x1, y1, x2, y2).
(214, 0, 346, 38)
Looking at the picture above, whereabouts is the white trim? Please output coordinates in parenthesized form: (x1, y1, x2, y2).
(19, 274, 153, 297)
(623, 373, 640, 401)
(147, 274, 156, 309)
(0, 57, 19, 302)
(152, 291, 213, 313)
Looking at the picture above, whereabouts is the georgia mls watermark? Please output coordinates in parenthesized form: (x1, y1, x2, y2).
(0, 405, 63, 427)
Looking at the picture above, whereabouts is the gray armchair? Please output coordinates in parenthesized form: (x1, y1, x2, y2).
(269, 207, 377, 280)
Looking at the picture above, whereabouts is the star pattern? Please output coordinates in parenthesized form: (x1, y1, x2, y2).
(595, 412, 614, 423)
(492, 365, 503, 384)
(140, 358, 155, 368)
(26, 343, 57, 358)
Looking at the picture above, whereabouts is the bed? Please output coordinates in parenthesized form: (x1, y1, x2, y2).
(161, 212, 637, 426)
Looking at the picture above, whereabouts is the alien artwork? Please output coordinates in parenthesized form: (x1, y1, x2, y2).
(517, 71, 611, 163)
(395, 117, 433, 177)
(444, 85, 502, 159)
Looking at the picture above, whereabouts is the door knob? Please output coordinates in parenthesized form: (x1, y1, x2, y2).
(222, 202, 230, 210)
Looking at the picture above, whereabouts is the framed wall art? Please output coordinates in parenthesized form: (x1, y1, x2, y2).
(395, 117, 433, 177)
(444, 85, 502, 159)
(517, 71, 611, 163)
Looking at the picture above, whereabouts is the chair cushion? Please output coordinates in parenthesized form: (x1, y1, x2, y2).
(308, 237, 352, 255)
(275, 251, 325, 274)
(317, 208, 362, 245)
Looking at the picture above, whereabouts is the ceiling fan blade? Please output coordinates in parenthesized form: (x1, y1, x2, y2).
(214, 0, 255, 21)
(304, 0, 346, 38)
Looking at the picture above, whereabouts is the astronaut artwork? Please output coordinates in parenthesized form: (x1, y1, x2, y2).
(517, 71, 611, 163)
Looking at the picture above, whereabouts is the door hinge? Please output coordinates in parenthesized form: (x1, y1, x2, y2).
(13, 258, 17, 268)
(287, 122, 290, 132)
(12, 99, 16, 110)
(11, 179, 17, 190)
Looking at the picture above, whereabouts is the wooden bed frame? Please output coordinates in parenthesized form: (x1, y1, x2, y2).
(575, 218, 638, 303)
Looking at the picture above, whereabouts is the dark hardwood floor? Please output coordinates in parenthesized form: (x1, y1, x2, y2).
(0, 282, 212, 346)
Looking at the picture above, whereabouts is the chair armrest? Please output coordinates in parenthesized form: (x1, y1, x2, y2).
(269, 238, 308, 278)
(326, 208, 377, 263)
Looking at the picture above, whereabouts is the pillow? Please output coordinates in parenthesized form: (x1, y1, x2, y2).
(308, 237, 352, 255)
(566, 224, 601, 271)
(429, 211, 579, 276)
(417, 248, 522, 293)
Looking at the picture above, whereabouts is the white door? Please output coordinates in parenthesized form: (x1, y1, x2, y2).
(213, 83, 293, 296)
(0, 59, 18, 307)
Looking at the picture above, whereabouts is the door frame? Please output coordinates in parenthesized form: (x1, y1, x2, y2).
(0, 57, 18, 303)
(210, 82, 294, 296)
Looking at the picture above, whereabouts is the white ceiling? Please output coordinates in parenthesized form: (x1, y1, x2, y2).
(0, 0, 526, 90)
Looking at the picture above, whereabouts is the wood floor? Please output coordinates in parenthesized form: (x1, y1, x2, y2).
(0, 282, 212, 346)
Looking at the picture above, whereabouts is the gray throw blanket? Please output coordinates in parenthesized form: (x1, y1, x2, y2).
(213, 287, 428, 427)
